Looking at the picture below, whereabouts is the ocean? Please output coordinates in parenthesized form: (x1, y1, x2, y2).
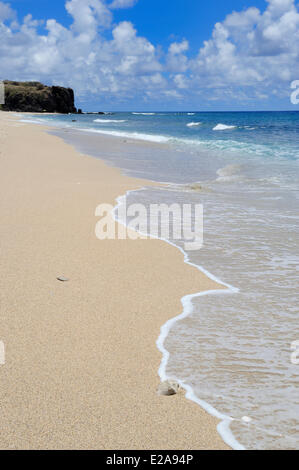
(21, 111, 299, 450)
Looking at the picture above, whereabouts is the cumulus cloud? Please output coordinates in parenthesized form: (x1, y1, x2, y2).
(168, 39, 189, 55)
(110, 0, 138, 9)
(166, 40, 189, 73)
(0, 0, 298, 106)
(0, 0, 163, 102)
(189, 0, 299, 100)
(0, 1, 14, 22)
(65, 0, 112, 32)
(112, 21, 161, 75)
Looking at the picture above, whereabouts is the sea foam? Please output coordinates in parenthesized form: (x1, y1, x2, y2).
(187, 122, 202, 127)
(213, 124, 237, 131)
(112, 188, 244, 451)
(78, 127, 170, 143)
(93, 119, 127, 123)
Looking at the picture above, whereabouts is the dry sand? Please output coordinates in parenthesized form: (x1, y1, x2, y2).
(0, 112, 228, 449)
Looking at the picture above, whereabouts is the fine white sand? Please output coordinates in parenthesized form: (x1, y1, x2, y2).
(0, 112, 228, 449)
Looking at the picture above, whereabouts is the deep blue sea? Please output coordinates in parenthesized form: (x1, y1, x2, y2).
(21, 111, 299, 449)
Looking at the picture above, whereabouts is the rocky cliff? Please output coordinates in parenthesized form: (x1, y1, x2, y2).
(0, 81, 77, 113)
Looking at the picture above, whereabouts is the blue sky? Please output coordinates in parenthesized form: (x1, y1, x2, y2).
(8, 1, 268, 46)
(1, 0, 299, 110)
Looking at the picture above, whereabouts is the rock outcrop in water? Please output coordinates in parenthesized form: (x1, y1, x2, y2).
(0, 81, 77, 113)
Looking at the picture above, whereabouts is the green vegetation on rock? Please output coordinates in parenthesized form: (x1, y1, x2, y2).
(1, 81, 77, 113)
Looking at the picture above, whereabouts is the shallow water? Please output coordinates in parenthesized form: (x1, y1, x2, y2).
(22, 111, 299, 449)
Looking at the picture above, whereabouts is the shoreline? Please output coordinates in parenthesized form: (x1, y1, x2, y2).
(113, 191, 244, 450)
(0, 111, 229, 449)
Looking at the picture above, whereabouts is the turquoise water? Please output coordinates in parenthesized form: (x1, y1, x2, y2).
(23, 110, 299, 160)
(22, 112, 299, 449)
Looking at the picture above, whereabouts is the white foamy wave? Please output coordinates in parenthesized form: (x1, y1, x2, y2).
(174, 136, 299, 161)
(93, 119, 127, 123)
(213, 124, 237, 131)
(187, 113, 195, 116)
(20, 118, 45, 124)
(187, 122, 202, 128)
(112, 189, 244, 451)
(132, 112, 156, 115)
(78, 127, 170, 143)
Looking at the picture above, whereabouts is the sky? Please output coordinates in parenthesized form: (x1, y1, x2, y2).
(0, 0, 299, 111)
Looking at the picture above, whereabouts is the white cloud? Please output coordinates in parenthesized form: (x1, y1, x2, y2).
(173, 74, 189, 89)
(0, 0, 298, 106)
(66, 0, 112, 33)
(0, 0, 162, 101)
(167, 40, 189, 72)
(189, 0, 299, 99)
(111, 21, 162, 76)
(168, 39, 189, 55)
(0, 1, 14, 22)
(110, 0, 138, 9)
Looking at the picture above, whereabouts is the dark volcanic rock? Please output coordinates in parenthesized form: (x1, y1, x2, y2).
(1, 81, 77, 113)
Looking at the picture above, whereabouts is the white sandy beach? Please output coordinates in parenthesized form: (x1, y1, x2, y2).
(0, 112, 228, 450)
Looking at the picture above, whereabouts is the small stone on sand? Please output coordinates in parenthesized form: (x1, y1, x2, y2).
(57, 276, 69, 282)
(157, 380, 180, 396)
